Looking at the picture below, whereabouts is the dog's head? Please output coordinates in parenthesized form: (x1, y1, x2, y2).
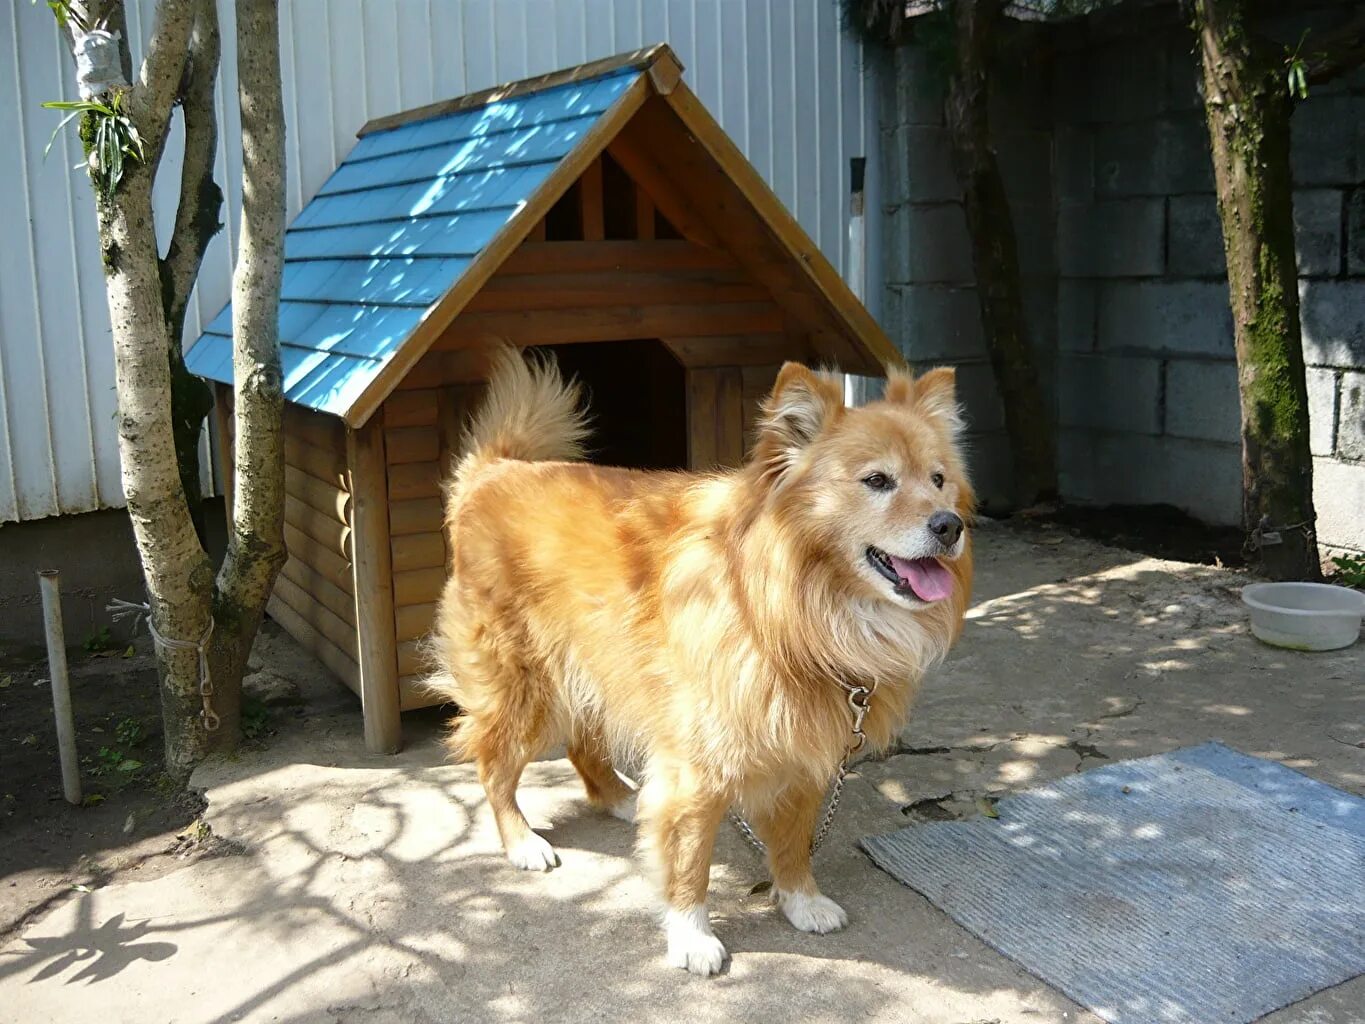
(753, 362, 974, 612)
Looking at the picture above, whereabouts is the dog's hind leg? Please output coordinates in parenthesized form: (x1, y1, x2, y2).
(750, 782, 848, 934)
(567, 727, 636, 821)
(458, 662, 562, 872)
(475, 734, 559, 871)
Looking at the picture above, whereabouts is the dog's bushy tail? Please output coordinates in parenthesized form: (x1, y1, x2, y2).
(452, 346, 589, 483)
(430, 348, 589, 734)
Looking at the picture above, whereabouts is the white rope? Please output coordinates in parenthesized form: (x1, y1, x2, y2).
(107, 598, 219, 731)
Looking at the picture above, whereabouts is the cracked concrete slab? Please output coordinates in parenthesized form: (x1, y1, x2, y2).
(2, 522, 1361, 1023)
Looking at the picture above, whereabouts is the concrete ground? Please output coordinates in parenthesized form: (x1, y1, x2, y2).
(2, 520, 1361, 1024)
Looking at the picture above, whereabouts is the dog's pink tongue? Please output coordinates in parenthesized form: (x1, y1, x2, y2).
(890, 556, 954, 602)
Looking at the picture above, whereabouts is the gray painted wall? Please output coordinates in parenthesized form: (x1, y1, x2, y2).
(877, 8, 1365, 553)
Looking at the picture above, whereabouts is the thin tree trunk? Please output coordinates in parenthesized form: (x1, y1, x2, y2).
(943, 0, 1056, 507)
(161, 0, 221, 541)
(53, 0, 286, 773)
(207, 0, 288, 739)
(98, 161, 218, 777)
(82, 0, 222, 778)
(1194, 0, 1320, 580)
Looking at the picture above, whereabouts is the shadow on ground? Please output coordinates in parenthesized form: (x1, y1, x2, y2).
(1, 521, 1360, 1023)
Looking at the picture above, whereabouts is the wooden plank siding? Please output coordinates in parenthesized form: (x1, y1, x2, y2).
(439, 303, 782, 350)
(267, 595, 361, 695)
(741, 364, 783, 458)
(279, 554, 355, 626)
(686, 367, 745, 470)
(462, 269, 765, 312)
(394, 566, 445, 606)
(268, 405, 364, 698)
(373, 383, 477, 714)
(284, 494, 353, 563)
(499, 240, 734, 275)
(269, 404, 361, 697)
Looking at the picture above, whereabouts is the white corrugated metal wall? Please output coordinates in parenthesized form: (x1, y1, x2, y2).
(0, 0, 879, 524)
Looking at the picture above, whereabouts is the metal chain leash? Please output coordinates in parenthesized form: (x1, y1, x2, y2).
(730, 679, 878, 857)
(1245, 515, 1315, 559)
(108, 599, 219, 731)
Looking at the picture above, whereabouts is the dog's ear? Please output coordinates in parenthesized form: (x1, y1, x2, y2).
(886, 365, 964, 438)
(884, 364, 916, 405)
(914, 367, 965, 436)
(754, 362, 843, 477)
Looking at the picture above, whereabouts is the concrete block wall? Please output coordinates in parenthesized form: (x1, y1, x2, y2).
(1052, 12, 1365, 553)
(876, 6, 1365, 552)
(1052, 22, 1242, 527)
(876, 28, 1056, 513)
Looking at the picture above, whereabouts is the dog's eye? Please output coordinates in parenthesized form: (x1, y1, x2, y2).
(862, 472, 895, 492)
(931, 472, 945, 489)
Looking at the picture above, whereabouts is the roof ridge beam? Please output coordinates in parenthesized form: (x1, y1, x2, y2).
(358, 43, 683, 138)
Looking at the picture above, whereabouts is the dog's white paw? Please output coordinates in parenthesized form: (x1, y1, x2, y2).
(779, 890, 848, 934)
(609, 795, 637, 823)
(505, 832, 558, 871)
(665, 907, 728, 976)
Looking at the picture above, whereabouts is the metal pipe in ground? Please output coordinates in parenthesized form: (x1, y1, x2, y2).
(38, 570, 81, 806)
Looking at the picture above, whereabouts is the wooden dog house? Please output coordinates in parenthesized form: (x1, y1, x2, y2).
(187, 45, 901, 753)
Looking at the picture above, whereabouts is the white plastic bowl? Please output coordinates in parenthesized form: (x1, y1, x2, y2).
(1241, 582, 1365, 651)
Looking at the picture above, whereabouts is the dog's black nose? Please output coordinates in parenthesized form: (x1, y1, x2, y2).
(928, 510, 964, 548)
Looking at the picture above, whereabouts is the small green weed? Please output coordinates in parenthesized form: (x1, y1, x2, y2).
(83, 627, 117, 655)
(242, 698, 271, 741)
(1330, 553, 1365, 589)
(89, 745, 141, 778)
(114, 716, 144, 748)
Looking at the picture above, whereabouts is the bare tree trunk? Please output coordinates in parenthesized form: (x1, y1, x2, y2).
(1194, 0, 1320, 580)
(206, 0, 288, 738)
(943, 0, 1057, 506)
(84, 0, 222, 778)
(161, 0, 221, 540)
(50, 0, 286, 774)
(98, 157, 219, 778)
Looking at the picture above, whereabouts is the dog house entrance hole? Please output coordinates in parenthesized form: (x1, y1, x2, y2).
(535, 339, 686, 471)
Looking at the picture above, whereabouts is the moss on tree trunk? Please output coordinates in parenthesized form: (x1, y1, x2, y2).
(1194, 0, 1320, 580)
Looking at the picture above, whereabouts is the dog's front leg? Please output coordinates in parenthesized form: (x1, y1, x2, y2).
(643, 777, 730, 976)
(753, 783, 849, 935)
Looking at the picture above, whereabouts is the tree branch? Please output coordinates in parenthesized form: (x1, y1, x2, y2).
(160, 0, 222, 336)
(126, 0, 196, 157)
(944, 0, 1057, 504)
(1303, 10, 1365, 86)
(215, 0, 287, 620)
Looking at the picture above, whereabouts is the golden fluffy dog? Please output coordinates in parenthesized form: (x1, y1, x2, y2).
(431, 349, 973, 975)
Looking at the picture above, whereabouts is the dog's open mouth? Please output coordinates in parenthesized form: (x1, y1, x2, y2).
(866, 546, 954, 603)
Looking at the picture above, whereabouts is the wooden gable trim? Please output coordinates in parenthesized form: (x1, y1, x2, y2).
(657, 82, 903, 374)
(359, 44, 683, 137)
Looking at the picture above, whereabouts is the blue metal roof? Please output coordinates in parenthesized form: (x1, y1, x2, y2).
(185, 67, 640, 419)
